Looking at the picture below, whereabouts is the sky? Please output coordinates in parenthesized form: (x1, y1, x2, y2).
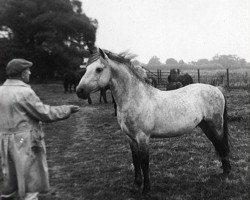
(81, 0, 250, 64)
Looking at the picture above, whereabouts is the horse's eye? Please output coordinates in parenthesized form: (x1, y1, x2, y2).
(96, 67, 103, 73)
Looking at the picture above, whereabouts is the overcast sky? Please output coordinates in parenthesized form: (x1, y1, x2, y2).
(81, 0, 249, 64)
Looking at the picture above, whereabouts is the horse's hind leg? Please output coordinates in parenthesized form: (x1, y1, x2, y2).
(87, 94, 92, 104)
(127, 137, 142, 190)
(198, 120, 231, 175)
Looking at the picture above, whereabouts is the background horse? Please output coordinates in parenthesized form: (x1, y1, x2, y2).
(99, 85, 117, 116)
(63, 70, 92, 104)
(63, 69, 113, 105)
(76, 47, 231, 194)
(166, 81, 183, 90)
(167, 68, 193, 88)
(63, 71, 79, 93)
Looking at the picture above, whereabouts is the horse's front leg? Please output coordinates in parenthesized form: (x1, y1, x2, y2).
(137, 134, 150, 193)
(127, 137, 142, 190)
(111, 93, 117, 116)
(100, 89, 108, 103)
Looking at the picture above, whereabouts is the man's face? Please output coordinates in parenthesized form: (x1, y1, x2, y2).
(21, 68, 31, 83)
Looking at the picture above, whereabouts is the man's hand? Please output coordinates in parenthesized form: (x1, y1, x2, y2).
(69, 105, 80, 114)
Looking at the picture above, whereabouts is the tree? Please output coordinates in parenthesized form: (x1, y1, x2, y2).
(188, 61, 197, 66)
(147, 56, 162, 66)
(197, 58, 209, 65)
(211, 54, 240, 68)
(0, 0, 97, 81)
(239, 58, 247, 68)
(178, 60, 185, 65)
(165, 58, 178, 66)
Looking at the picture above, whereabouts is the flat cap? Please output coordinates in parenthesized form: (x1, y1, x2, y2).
(6, 58, 33, 75)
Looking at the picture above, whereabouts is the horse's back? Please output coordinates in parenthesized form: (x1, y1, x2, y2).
(168, 83, 221, 94)
(174, 83, 223, 101)
(141, 83, 225, 137)
(155, 83, 225, 116)
(171, 83, 225, 118)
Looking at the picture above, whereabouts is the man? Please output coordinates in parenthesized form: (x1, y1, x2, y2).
(0, 59, 80, 200)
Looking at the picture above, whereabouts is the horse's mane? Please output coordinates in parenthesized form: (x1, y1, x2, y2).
(103, 49, 147, 83)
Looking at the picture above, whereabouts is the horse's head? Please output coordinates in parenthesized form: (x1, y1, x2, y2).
(76, 47, 111, 99)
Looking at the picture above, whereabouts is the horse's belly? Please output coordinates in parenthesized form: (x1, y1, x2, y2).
(151, 133, 184, 138)
(150, 120, 197, 138)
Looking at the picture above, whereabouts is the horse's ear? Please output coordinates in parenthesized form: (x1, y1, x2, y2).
(99, 48, 108, 60)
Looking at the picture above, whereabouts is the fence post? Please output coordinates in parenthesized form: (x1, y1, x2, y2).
(226, 68, 229, 88)
(157, 70, 159, 83)
(157, 69, 161, 83)
(197, 69, 200, 83)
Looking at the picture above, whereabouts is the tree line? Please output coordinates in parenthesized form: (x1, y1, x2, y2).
(0, 0, 97, 82)
(147, 54, 248, 69)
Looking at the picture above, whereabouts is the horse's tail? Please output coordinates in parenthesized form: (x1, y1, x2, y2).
(216, 86, 231, 155)
(222, 97, 231, 157)
(210, 96, 231, 161)
(208, 91, 231, 159)
(219, 96, 232, 174)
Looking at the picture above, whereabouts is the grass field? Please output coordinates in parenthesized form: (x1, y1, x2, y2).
(0, 83, 249, 200)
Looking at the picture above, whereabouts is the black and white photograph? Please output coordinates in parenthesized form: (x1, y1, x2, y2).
(0, 0, 249, 199)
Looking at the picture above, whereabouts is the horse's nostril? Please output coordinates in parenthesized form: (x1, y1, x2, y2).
(76, 88, 88, 99)
(76, 88, 82, 95)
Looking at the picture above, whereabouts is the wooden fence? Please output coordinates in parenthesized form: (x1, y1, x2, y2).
(145, 68, 249, 89)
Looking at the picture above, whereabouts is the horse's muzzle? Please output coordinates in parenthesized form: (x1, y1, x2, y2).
(76, 88, 89, 99)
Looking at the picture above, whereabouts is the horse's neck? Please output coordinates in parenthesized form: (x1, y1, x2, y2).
(109, 61, 144, 107)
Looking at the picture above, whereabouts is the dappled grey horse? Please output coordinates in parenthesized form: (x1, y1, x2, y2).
(76, 47, 231, 193)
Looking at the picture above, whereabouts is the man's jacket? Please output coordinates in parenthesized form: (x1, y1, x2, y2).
(0, 79, 72, 197)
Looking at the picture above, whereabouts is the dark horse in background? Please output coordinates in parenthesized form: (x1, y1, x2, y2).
(99, 85, 117, 116)
(63, 69, 92, 104)
(166, 68, 193, 90)
(63, 71, 79, 93)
